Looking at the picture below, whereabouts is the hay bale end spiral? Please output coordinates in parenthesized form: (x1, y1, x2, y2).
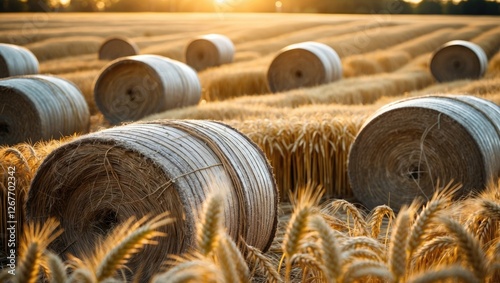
(94, 54, 201, 125)
(348, 95, 500, 211)
(26, 120, 278, 280)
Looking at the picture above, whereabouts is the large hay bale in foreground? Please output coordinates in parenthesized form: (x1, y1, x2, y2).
(94, 55, 201, 124)
(348, 95, 500, 211)
(98, 37, 140, 60)
(0, 75, 90, 146)
(0, 43, 39, 78)
(26, 120, 278, 280)
(185, 34, 235, 72)
(267, 41, 342, 93)
(430, 40, 488, 82)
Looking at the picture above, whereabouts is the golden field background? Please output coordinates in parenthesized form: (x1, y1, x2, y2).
(1, 12, 500, 282)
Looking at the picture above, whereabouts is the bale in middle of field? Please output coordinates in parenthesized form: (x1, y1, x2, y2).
(26, 119, 278, 280)
(94, 54, 201, 125)
(267, 41, 342, 93)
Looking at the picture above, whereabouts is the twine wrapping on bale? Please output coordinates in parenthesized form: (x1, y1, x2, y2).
(185, 34, 235, 72)
(98, 37, 140, 60)
(430, 40, 488, 82)
(348, 95, 500, 211)
(0, 75, 90, 146)
(0, 43, 39, 78)
(267, 41, 342, 93)
(26, 120, 278, 280)
(94, 55, 201, 125)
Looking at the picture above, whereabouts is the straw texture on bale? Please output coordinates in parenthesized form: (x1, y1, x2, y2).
(430, 40, 488, 82)
(0, 75, 90, 146)
(94, 55, 201, 124)
(98, 37, 140, 60)
(185, 34, 235, 72)
(26, 120, 278, 280)
(267, 41, 342, 93)
(348, 95, 500, 211)
(0, 43, 39, 78)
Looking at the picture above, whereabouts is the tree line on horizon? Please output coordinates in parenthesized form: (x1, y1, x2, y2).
(1, 0, 500, 15)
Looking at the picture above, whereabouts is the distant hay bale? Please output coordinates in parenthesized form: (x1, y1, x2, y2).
(26, 120, 278, 280)
(98, 37, 139, 60)
(0, 43, 39, 78)
(0, 75, 90, 146)
(267, 41, 342, 93)
(348, 95, 500, 211)
(430, 40, 488, 82)
(94, 54, 201, 124)
(185, 34, 235, 72)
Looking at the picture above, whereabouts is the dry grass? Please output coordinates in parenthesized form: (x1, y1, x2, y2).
(1, 13, 500, 283)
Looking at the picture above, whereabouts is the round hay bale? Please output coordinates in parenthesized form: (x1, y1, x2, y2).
(98, 37, 140, 60)
(94, 54, 201, 125)
(185, 34, 235, 72)
(0, 75, 90, 146)
(348, 95, 500, 211)
(26, 120, 278, 280)
(267, 41, 342, 93)
(0, 43, 39, 78)
(430, 40, 488, 82)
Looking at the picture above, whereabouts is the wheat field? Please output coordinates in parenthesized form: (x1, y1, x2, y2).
(1, 12, 500, 282)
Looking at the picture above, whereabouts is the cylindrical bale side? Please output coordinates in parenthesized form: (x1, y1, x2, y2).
(267, 41, 342, 93)
(430, 40, 488, 82)
(94, 55, 201, 125)
(98, 37, 140, 60)
(26, 120, 278, 281)
(0, 43, 39, 78)
(348, 95, 500, 211)
(185, 34, 235, 72)
(0, 75, 90, 146)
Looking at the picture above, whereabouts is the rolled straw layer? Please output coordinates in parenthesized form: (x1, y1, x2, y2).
(94, 55, 201, 124)
(26, 120, 278, 279)
(348, 95, 500, 211)
(430, 40, 488, 82)
(98, 37, 140, 60)
(267, 41, 342, 93)
(0, 43, 39, 78)
(0, 75, 90, 146)
(185, 34, 235, 71)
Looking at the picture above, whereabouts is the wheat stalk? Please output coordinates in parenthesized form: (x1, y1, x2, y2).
(245, 243, 283, 283)
(439, 216, 487, 282)
(308, 214, 342, 282)
(94, 212, 173, 281)
(16, 218, 62, 283)
(388, 206, 411, 283)
(197, 192, 225, 256)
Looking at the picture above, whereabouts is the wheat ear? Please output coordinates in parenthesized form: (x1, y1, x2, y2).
(96, 211, 173, 281)
(407, 265, 479, 283)
(245, 243, 283, 283)
(481, 199, 500, 220)
(216, 233, 249, 283)
(368, 204, 395, 240)
(46, 251, 68, 283)
(388, 207, 411, 282)
(308, 214, 342, 282)
(330, 199, 369, 236)
(341, 260, 391, 283)
(197, 192, 224, 256)
(68, 268, 96, 283)
(17, 218, 62, 283)
(439, 216, 487, 282)
(342, 248, 383, 265)
(152, 260, 222, 283)
(411, 236, 454, 267)
(290, 253, 326, 281)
